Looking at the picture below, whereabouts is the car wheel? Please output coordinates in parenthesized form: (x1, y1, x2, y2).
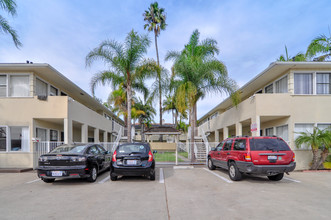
(267, 173, 284, 181)
(87, 166, 98, 182)
(228, 162, 242, 181)
(110, 172, 117, 181)
(150, 168, 155, 181)
(208, 158, 216, 170)
(42, 178, 55, 183)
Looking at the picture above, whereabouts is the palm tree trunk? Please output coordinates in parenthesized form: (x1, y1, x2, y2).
(154, 31, 162, 127)
(190, 106, 196, 163)
(175, 110, 178, 128)
(127, 81, 132, 143)
(141, 122, 145, 142)
(154, 31, 160, 66)
(316, 148, 329, 169)
(311, 148, 319, 169)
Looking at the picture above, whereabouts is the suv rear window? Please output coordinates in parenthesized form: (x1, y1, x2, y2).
(117, 144, 149, 154)
(249, 138, 291, 151)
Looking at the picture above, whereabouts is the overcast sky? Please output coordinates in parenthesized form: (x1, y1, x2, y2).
(1, 0, 330, 123)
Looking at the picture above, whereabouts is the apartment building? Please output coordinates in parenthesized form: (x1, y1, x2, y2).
(198, 62, 331, 170)
(0, 63, 124, 168)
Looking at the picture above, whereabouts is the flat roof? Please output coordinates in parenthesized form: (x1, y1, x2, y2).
(198, 61, 331, 123)
(0, 63, 124, 125)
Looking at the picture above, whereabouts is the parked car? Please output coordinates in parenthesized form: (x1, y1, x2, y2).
(37, 144, 111, 183)
(110, 143, 156, 181)
(208, 136, 296, 181)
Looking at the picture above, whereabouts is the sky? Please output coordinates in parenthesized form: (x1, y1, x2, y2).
(1, 0, 330, 123)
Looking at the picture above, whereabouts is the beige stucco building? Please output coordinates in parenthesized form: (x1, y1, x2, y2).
(197, 62, 331, 170)
(0, 63, 124, 168)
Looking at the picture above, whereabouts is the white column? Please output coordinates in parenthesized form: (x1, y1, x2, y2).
(64, 118, 72, 144)
(236, 122, 242, 137)
(103, 131, 108, 142)
(81, 124, 88, 143)
(251, 116, 261, 137)
(175, 135, 179, 166)
(215, 130, 220, 142)
(94, 128, 99, 143)
(223, 127, 229, 139)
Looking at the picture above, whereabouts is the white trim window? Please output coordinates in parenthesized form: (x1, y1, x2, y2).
(0, 126, 29, 152)
(265, 84, 273, 93)
(9, 75, 30, 97)
(36, 128, 47, 141)
(294, 123, 314, 149)
(316, 73, 331, 94)
(0, 126, 7, 151)
(50, 85, 58, 96)
(36, 78, 48, 96)
(275, 76, 288, 93)
(294, 73, 313, 94)
(276, 125, 288, 142)
(0, 75, 7, 97)
(317, 123, 331, 131)
(265, 127, 274, 136)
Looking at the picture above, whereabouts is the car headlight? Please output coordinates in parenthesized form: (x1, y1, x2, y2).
(39, 156, 48, 162)
(70, 156, 86, 162)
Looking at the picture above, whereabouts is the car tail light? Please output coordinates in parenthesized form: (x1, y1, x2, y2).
(148, 150, 153, 162)
(112, 150, 117, 162)
(244, 153, 251, 161)
(292, 153, 295, 162)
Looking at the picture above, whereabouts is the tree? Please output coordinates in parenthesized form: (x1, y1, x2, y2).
(165, 29, 239, 162)
(277, 45, 307, 61)
(306, 28, 331, 61)
(143, 1, 167, 126)
(86, 30, 151, 143)
(295, 127, 331, 170)
(0, 0, 22, 48)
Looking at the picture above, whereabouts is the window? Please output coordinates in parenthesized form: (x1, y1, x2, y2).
(316, 73, 331, 94)
(265, 84, 273, 93)
(294, 124, 314, 149)
(223, 140, 233, 151)
(87, 146, 100, 155)
(216, 141, 225, 151)
(0, 127, 7, 151)
(10, 75, 30, 97)
(233, 139, 246, 151)
(276, 125, 288, 141)
(36, 128, 47, 141)
(249, 138, 290, 151)
(294, 73, 313, 94)
(317, 123, 331, 131)
(10, 127, 29, 151)
(0, 75, 7, 97)
(275, 76, 288, 93)
(96, 145, 106, 154)
(50, 130, 58, 141)
(50, 86, 58, 96)
(36, 78, 48, 96)
(265, 127, 274, 136)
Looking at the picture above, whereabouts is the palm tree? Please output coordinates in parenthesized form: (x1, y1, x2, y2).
(165, 29, 239, 162)
(295, 127, 331, 169)
(277, 45, 307, 61)
(306, 29, 331, 61)
(86, 30, 151, 143)
(0, 0, 22, 48)
(143, 1, 167, 126)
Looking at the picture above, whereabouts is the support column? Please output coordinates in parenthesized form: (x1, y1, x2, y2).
(236, 122, 243, 137)
(175, 135, 179, 165)
(251, 116, 261, 137)
(81, 124, 88, 143)
(103, 131, 108, 142)
(94, 128, 99, 143)
(64, 118, 72, 144)
(215, 130, 220, 142)
(223, 127, 229, 139)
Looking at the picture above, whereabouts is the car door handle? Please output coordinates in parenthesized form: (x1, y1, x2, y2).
(227, 153, 230, 155)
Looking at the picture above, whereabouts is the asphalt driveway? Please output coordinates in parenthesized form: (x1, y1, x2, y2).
(0, 166, 330, 220)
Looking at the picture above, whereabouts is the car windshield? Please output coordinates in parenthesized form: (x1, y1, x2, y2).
(249, 138, 291, 151)
(117, 144, 148, 154)
(50, 145, 86, 154)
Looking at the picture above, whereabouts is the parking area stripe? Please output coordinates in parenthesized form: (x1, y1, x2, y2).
(98, 175, 110, 184)
(203, 168, 233, 183)
(26, 179, 41, 184)
(159, 168, 164, 183)
(283, 177, 301, 183)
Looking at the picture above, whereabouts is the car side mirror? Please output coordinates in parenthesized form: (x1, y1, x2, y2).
(211, 147, 216, 151)
(104, 151, 110, 154)
(153, 150, 157, 154)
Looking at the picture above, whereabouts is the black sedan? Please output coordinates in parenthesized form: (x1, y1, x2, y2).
(110, 143, 156, 181)
(37, 144, 111, 183)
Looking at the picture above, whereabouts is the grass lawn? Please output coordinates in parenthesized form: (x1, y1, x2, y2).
(178, 151, 188, 158)
(154, 152, 184, 162)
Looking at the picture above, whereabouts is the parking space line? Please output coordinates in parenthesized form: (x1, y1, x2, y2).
(26, 179, 41, 184)
(98, 175, 110, 184)
(203, 168, 233, 183)
(283, 177, 301, 183)
(159, 168, 164, 183)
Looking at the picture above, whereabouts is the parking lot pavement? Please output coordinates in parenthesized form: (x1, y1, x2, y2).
(0, 167, 331, 220)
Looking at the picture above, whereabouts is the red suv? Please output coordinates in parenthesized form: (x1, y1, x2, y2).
(208, 136, 296, 181)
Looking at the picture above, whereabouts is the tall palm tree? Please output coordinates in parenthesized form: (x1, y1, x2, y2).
(295, 127, 331, 169)
(0, 0, 22, 48)
(86, 30, 151, 143)
(165, 29, 239, 162)
(306, 29, 331, 61)
(277, 45, 307, 61)
(143, 1, 167, 126)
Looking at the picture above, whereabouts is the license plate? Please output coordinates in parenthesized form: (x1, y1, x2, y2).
(268, 156, 277, 160)
(126, 160, 137, 165)
(51, 171, 63, 176)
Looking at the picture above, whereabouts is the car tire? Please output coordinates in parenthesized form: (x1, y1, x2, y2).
(267, 173, 284, 181)
(150, 168, 155, 181)
(228, 162, 242, 181)
(42, 178, 55, 183)
(87, 166, 98, 182)
(208, 158, 216, 170)
(110, 172, 117, 181)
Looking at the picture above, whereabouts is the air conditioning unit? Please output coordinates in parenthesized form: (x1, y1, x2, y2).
(37, 95, 47, 101)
